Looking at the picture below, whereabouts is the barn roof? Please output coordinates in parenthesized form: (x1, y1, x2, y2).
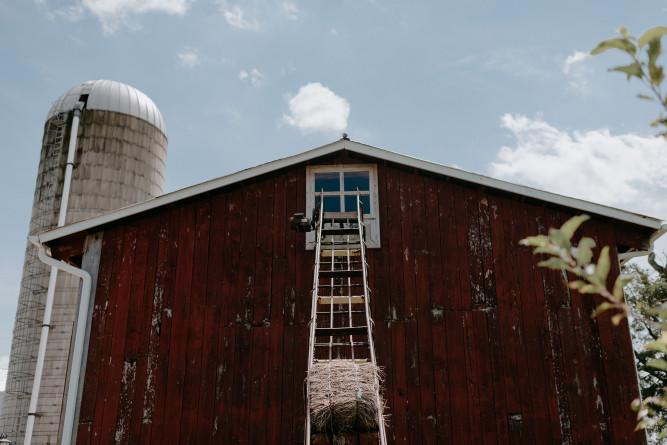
(35, 139, 663, 246)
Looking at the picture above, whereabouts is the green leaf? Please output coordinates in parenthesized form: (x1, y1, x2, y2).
(611, 313, 625, 325)
(596, 247, 611, 284)
(592, 302, 612, 317)
(548, 228, 571, 250)
(638, 26, 667, 48)
(612, 273, 635, 300)
(647, 38, 662, 72)
(619, 26, 632, 40)
(519, 235, 548, 247)
(637, 94, 654, 101)
(611, 63, 644, 81)
(560, 215, 590, 239)
(649, 65, 664, 86)
(647, 358, 667, 370)
(538, 257, 569, 270)
(591, 38, 637, 56)
(574, 237, 595, 265)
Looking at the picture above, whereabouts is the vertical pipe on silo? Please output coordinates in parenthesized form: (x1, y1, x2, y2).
(24, 108, 81, 445)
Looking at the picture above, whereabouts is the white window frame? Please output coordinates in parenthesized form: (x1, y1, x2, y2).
(306, 164, 381, 249)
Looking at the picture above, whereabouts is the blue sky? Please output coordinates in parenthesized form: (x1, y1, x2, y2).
(1, 0, 667, 367)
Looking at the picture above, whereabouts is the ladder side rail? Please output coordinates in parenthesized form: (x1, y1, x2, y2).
(357, 193, 388, 445)
(346, 236, 356, 362)
(328, 224, 335, 362)
(305, 193, 325, 444)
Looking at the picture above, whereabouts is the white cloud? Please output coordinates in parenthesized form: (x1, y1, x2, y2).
(178, 51, 200, 68)
(282, 2, 298, 20)
(283, 82, 350, 135)
(238, 68, 264, 87)
(72, 0, 194, 34)
(563, 50, 591, 94)
(0, 356, 8, 369)
(488, 114, 667, 219)
(449, 48, 552, 80)
(217, 1, 259, 30)
(563, 50, 589, 74)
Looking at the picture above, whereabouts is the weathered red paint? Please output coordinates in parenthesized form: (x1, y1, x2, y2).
(66, 152, 648, 444)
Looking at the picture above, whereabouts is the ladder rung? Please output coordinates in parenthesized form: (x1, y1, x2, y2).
(313, 358, 369, 364)
(319, 269, 363, 279)
(321, 260, 362, 265)
(317, 296, 365, 304)
(315, 326, 368, 336)
(318, 284, 363, 288)
(320, 241, 362, 247)
(321, 227, 359, 236)
(315, 342, 369, 347)
(317, 310, 366, 315)
(322, 211, 358, 220)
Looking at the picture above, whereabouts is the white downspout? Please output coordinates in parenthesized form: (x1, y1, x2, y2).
(24, 106, 82, 445)
(29, 239, 92, 445)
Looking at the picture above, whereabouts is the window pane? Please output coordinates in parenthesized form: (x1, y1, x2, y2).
(314, 172, 340, 193)
(343, 171, 370, 192)
(344, 195, 370, 214)
(321, 196, 341, 212)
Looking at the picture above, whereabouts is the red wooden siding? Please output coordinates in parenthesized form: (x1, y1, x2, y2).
(76, 155, 646, 444)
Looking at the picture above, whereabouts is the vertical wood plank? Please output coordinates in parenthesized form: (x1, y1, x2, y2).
(196, 305, 219, 444)
(511, 200, 554, 443)
(213, 327, 236, 442)
(98, 224, 138, 444)
(146, 208, 180, 444)
(386, 166, 404, 321)
(391, 322, 409, 444)
(266, 258, 286, 441)
(464, 188, 484, 306)
(462, 311, 482, 444)
(399, 169, 416, 319)
(248, 327, 270, 443)
(411, 174, 436, 443)
(161, 203, 197, 441)
(77, 226, 123, 444)
(445, 311, 470, 443)
(179, 200, 211, 444)
(129, 214, 161, 443)
(472, 311, 497, 443)
(253, 179, 274, 325)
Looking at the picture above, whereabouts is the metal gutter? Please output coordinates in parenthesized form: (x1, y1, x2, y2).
(35, 140, 663, 246)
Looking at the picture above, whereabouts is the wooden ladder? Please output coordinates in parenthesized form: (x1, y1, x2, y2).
(305, 193, 388, 445)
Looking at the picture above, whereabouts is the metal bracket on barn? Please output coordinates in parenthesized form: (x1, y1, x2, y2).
(304, 192, 387, 445)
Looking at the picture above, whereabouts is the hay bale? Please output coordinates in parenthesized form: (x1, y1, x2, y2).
(308, 359, 386, 436)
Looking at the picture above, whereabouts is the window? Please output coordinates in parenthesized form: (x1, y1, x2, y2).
(306, 164, 380, 249)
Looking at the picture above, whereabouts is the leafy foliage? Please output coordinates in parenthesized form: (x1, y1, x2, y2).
(591, 26, 667, 137)
(624, 262, 667, 436)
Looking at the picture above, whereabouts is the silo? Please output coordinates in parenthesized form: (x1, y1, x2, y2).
(1, 80, 168, 444)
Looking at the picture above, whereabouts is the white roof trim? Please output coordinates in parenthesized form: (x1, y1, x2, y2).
(36, 140, 662, 244)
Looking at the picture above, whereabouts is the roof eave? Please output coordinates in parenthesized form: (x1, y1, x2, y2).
(34, 139, 663, 245)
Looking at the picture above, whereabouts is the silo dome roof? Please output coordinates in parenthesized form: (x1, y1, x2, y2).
(47, 80, 167, 135)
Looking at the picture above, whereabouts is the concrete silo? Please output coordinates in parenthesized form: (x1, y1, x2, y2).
(1, 80, 168, 444)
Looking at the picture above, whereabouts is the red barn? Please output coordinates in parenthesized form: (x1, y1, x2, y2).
(34, 140, 661, 444)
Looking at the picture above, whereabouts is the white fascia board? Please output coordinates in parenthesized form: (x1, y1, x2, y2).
(35, 139, 662, 245)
